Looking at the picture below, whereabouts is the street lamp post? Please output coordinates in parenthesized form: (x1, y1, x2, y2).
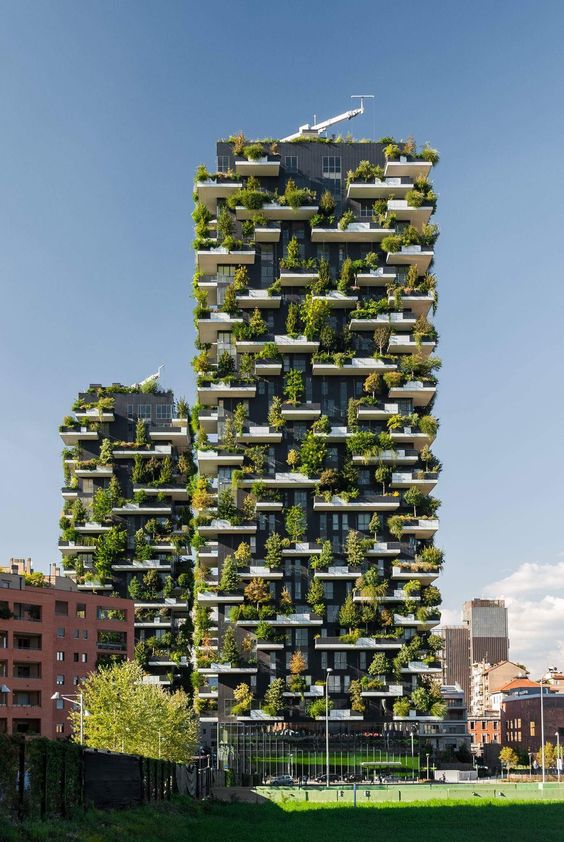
(426, 752, 430, 780)
(556, 731, 561, 784)
(540, 679, 546, 786)
(51, 692, 85, 744)
(325, 667, 333, 787)
(410, 729, 415, 782)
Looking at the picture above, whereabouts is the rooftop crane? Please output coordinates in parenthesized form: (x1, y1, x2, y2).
(281, 95, 374, 142)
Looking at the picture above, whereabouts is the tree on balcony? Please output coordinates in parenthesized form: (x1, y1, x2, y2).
(279, 586, 294, 615)
(262, 532, 282, 569)
(285, 506, 306, 543)
(231, 682, 253, 716)
(262, 678, 285, 717)
(339, 593, 360, 633)
(306, 578, 325, 616)
(345, 529, 368, 568)
(219, 626, 240, 665)
(192, 476, 214, 512)
(310, 539, 333, 571)
(234, 541, 252, 568)
(373, 324, 392, 357)
(349, 679, 365, 713)
(311, 257, 332, 296)
(299, 431, 327, 478)
(363, 371, 382, 399)
(347, 398, 359, 431)
(368, 652, 389, 677)
(284, 370, 304, 405)
(98, 438, 113, 466)
(135, 528, 152, 562)
(94, 526, 126, 581)
(404, 486, 426, 517)
(268, 396, 285, 430)
(302, 296, 331, 341)
(285, 301, 301, 337)
(244, 578, 271, 611)
(307, 697, 332, 718)
(233, 403, 248, 436)
(219, 555, 241, 593)
(280, 235, 301, 271)
(135, 419, 148, 447)
(337, 257, 355, 294)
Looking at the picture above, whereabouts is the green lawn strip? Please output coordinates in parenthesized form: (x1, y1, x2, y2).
(3, 797, 564, 842)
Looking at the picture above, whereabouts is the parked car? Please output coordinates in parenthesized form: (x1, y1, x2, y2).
(268, 774, 294, 786)
(314, 773, 340, 784)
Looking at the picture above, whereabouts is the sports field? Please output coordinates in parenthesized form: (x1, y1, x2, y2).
(5, 794, 564, 842)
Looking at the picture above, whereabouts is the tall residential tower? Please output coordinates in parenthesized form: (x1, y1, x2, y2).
(58, 383, 193, 688)
(192, 130, 443, 750)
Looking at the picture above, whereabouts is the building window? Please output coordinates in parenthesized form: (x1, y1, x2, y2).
(83, 630, 88, 640)
(334, 652, 347, 670)
(322, 156, 341, 178)
(73, 653, 79, 662)
(56, 651, 64, 662)
(156, 404, 173, 421)
(56, 628, 65, 638)
(73, 630, 79, 639)
(55, 699, 64, 710)
(81, 654, 87, 663)
(138, 405, 152, 420)
(323, 582, 334, 599)
(76, 604, 86, 619)
(284, 156, 298, 173)
(56, 675, 64, 685)
(55, 601, 68, 616)
(217, 155, 230, 173)
(530, 722, 536, 736)
(260, 245, 274, 286)
(55, 724, 64, 734)
(73, 676, 80, 686)
(357, 513, 371, 532)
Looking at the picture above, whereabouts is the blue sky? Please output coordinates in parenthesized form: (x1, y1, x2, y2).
(2, 0, 564, 674)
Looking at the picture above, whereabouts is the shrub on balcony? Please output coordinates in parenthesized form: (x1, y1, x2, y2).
(311, 414, 330, 434)
(233, 307, 268, 341)
(383, 371, 402, 389)
(345, 160, 384, 187)
(242, 143, 265, 160)
(381, 234, 402, 253)
(219, 625, 240, 666)
(417, 546, 443, 568)
(384, 143, 401, 160)
(307, 697, 332, 719)
(217, 488, 238, 521)
(262, 678, 285, 717)
(393, 698, 410, 717)
(338, 209, 356, 230)
(419, 415, 439, 439)
(420, 144, 440, 165)
(347, 398, 359, 431)
(279, 586, 294, 615)
(421, 585, 442, 607)
(347, 430, 378, 460)
(310, 540, 333, 570)
(279, 178, 317, 209)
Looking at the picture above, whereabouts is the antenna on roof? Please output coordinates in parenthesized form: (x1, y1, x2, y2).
(281, 95, 374, 142)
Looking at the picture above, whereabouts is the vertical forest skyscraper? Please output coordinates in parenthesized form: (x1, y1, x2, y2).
(192, 127, 444, 749)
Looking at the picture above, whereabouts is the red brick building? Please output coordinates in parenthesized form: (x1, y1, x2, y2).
(0, 568, 133, 738)
(501, 683, 564, 755)
(468, 715, 501, 753)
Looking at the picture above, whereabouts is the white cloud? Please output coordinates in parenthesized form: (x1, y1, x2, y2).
(484, 561, 564, 597)
(481, 558, 564, 678)
(441, 557, 564, 678)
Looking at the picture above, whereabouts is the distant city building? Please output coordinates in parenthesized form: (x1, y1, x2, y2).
(439, 626, 470, 702)
(541, 667, 564, 694)
(462, 599, 509, 666)
(470, 659, 528, 717)
(0, 567, 133, 738)
(418, 683, 471, 756)
(468, 714, 501, 755)
(501, 681, 564, 755)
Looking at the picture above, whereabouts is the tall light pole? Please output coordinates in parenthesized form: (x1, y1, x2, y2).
(556, 731, 561, 784)
(325, 667, 333, 787)
(540, 679, 546, 786)
(51, 691, 85, 744)
(410, 729, 415, 782)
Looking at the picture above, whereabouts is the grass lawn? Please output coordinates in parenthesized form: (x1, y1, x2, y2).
(3, 797, 564, 842)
